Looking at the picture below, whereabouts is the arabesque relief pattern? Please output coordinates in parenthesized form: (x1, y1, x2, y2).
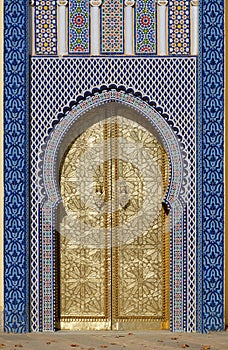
(59, 116, 169, 329)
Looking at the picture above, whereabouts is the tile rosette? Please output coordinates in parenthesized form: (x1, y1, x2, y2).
(69, 0, 90, 53)
(135, 0, 157, 54)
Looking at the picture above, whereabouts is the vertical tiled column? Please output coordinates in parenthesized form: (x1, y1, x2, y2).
(42, 204, 55, 331)
(197, 0, 224, 333)
(4, 0, 30, 332)
(0, 0, 3, 332)
(157, 1, 168, 55)
(90, 0, 102, 55)
(124, 0, 135, 55)
(57, 0, 68, 56)
(190, 0, 198, 55)
(29, 0, 35, 55)
(171, 201, 185, 331)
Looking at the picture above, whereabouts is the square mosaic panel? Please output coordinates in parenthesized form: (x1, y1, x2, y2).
(35, 0, 57, 55)
(69, 0, 90, 53)
(169, 0, 190, 55)
(101, 0, 124, 54)
(135, 0, 157, 54)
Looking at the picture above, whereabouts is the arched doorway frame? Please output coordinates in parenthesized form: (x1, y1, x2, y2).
(39, 89, 186, 331)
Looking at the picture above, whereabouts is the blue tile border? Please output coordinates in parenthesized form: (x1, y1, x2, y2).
(197, 0, 224, 332)
(4, 0, 30, 332)
(3, 0, 225, 332)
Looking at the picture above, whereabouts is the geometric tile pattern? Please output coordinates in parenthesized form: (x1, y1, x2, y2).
(30, 57, 197, 332)
(4, 0, 30, 332)
(39, 89, 184, 331)
(69, 0, 90, 53)
(3, 0, 225, 335)
(168, 0, 190, 55)
(101, 0, 123, 53)
(197, 0, 224, 332)
(135, 0, 156, 54)
(35, 0, 57, 55)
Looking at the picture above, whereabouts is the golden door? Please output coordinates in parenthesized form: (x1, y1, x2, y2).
(57, 112, 170, 330)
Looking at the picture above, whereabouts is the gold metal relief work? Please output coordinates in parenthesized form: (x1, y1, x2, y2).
(58, 114, 170, 330)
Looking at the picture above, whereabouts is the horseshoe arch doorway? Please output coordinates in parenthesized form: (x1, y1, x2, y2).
(55, 102, 170, 330)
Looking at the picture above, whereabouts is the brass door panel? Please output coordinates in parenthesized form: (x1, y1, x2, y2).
(58, 113, 170, 330)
